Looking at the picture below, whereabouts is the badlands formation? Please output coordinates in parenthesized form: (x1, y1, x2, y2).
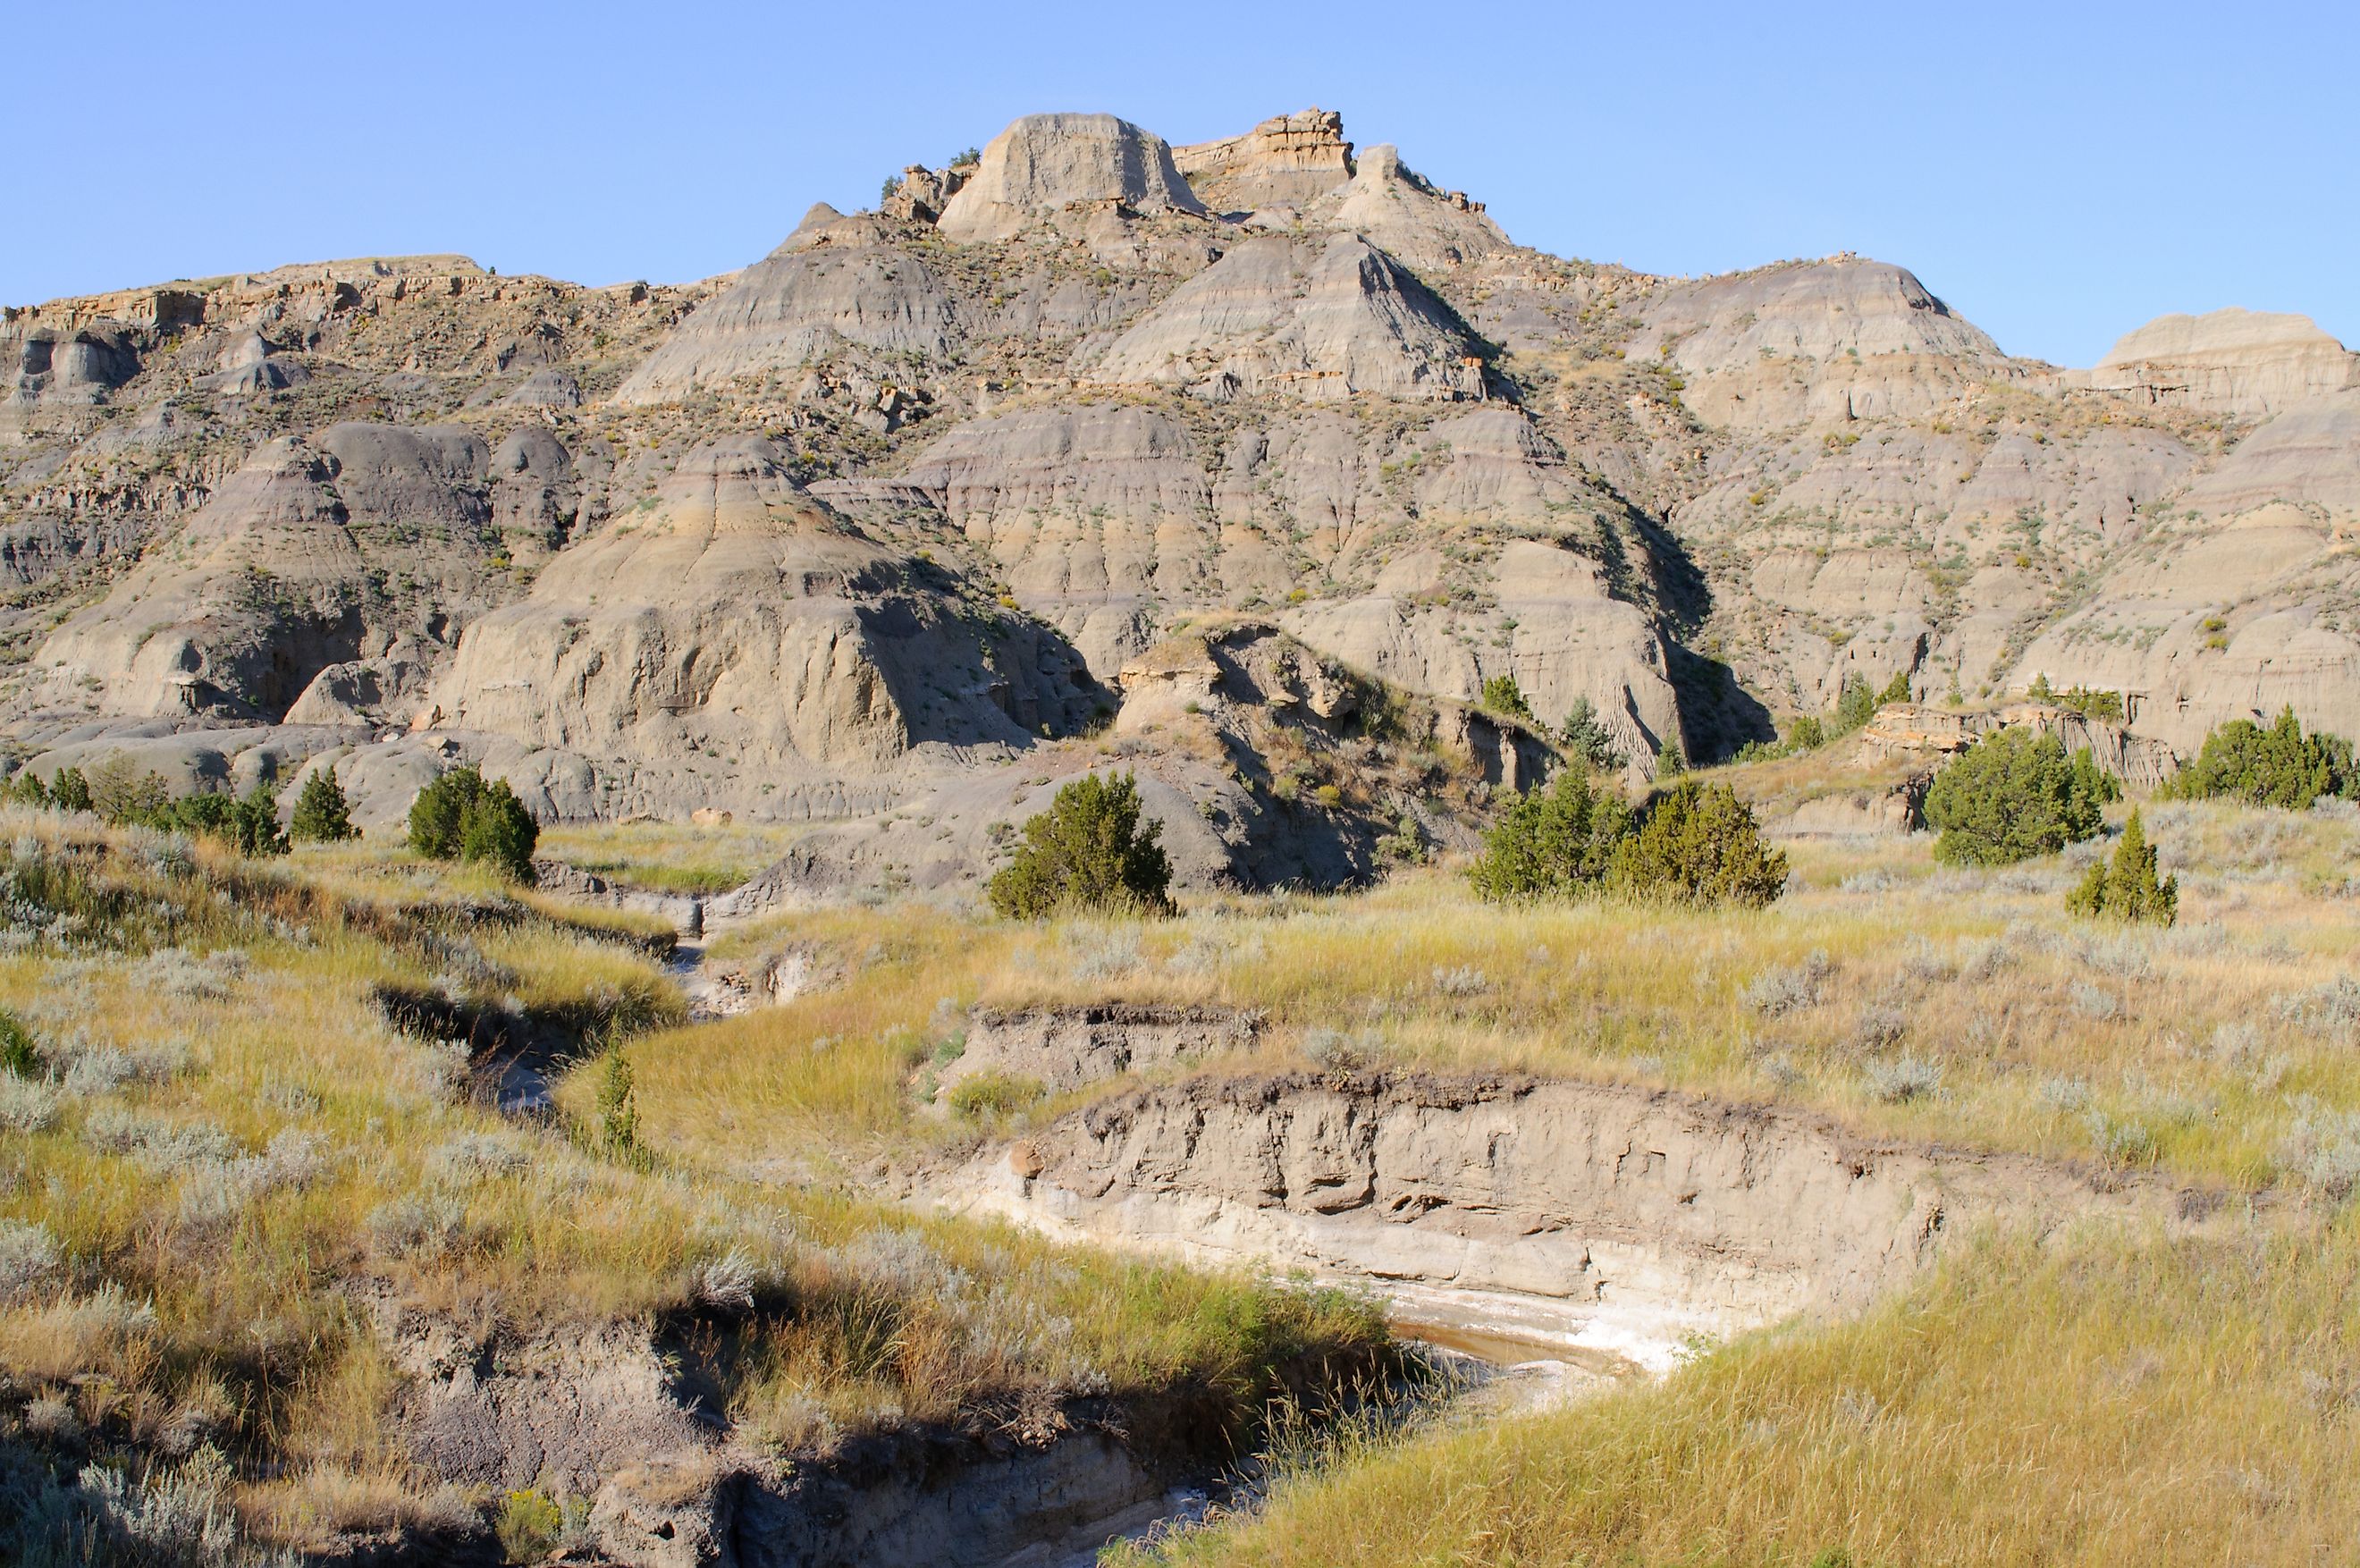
(5, 107, 2358, 877)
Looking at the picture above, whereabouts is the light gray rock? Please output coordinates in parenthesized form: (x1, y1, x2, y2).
(612, 234, 956, 403)
(2075, 308, 2360, 417)
(935, 114, 1207, 241)
(33, 437, 374, 719)
(430, 434, 1091, 794)
(2183, 392, 2360, 516)
(948, 1073, 2220, 1363)
(4, 324, 140, 412)
(502, 367, 583, 408)
(943, 1005, 1260, 1099)
(195, 330, 308, 396)
(1082, 233, 1485, 403)
(834, 405, 1218, 677)
(1173, 108, 1353, 215)
(1308, 142, 1510, 273)
(1635, 257, 2012, 426)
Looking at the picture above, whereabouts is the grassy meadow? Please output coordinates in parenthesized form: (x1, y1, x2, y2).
(3, 747, 2356, 1563)
(0, 811, 1381, 1555)
(581, 782, 2360, 1566)
(611, 792, 2360, 1194)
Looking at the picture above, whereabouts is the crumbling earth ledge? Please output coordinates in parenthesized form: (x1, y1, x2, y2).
(933, 1071, 2241, 1369)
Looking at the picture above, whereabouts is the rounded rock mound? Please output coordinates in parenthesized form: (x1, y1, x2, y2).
(936, 113, 1208, 241)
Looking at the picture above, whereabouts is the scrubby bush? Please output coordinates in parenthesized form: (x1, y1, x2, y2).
(1654, 736, 1686, 780)
(290, 768, 357, 842)
(1864, 1054, 1943, 1104)
(1610, 780, 1789, 907)
(49, 766, 91, 813)
(1467, 768, 1632, 902)
(460, 788, 538, 880)
(1744, 950, 1833, 1016)
(1923, 730, 2113, 865)
(409, 767, 539, 882)
(1732, 671, 1909, 765)
(222, 785, 289, 858)
(1472, 773, 1785, 907)
(946, 1069, 1047, 1117)
(87, 754, 170, 823)
(2163, 708, 2355, 810)
(61, 756, 289, 856)
(1479, 673, 1531, 720)
(2068, 810, 2179, 926)
(2028, 676, 2126, 721)
(1833, 673, 1880, 735)
(497, 1488, 565, 1564)
(594, 1036, 640, 1162)
(0, 1010, 40, 1077)
(986, 771, 1174, 919)
(1559, 695, 1626, 772)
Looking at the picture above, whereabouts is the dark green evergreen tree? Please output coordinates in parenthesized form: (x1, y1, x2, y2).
(986, 771, 1175, 919)
(1610, 780, 1790, 908)
(1467, 768, 1633, 902)
(2068, 809, 2178, 926)
(1924, 729, 2112, 865)
(290, 769, 358, 843)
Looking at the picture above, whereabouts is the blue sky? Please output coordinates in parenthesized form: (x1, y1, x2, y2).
(13, 1, 2354, 367)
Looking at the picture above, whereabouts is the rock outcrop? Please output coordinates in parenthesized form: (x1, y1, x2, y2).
(1309, 143, 1510, 274)
(940, 1005, 1260, 1099)
(2075, 308, 2360, 417)
(1082, 233, 1486, 402)
(10, 101, 2360, 864)
(430, 434, 1092, 805)
(1634, 257, 2013, 426)
(4, 322, 141, 423)
(1173, 108, 1353, 215)
(936, 114, 1208, 242)
(612, 226, 956, 403)
(946, 1073, 2220, 1364)
(1850, 701, 2179, 789)
(719, 624, 1548, 907)
(32, 423, 508, 720)
(838, 404, 1228, 677)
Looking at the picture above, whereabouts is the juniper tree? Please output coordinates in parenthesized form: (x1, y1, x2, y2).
(290, 769, 357, 843)
(986, 771, 1174, 919)
(2069, 809, 2178, 926)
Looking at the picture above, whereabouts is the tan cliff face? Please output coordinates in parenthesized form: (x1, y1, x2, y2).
(4, 104, 2357, 856)
(430, 434, 1095, 786)
(935, 113, 1208, 242)
(2070, 308, 2360, 417)
(937, 1072, 2218, 1363)
(1173, 107, 1354, 215)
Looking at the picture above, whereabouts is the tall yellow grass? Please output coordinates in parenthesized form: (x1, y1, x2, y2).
(1118, 1218, 2360, 1567)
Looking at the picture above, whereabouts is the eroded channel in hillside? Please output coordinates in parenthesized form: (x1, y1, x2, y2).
(926, 1040, 2226, 1371)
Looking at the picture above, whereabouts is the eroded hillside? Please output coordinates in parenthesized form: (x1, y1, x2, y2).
(5, 106, 2357, 885)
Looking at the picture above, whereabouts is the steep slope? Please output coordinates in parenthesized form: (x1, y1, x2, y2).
(721, 620, 1554, 906)
(31, 422, 513, 721)
(1081, 233, 1487, 402)
(2073, 308, 2360, 416)
(611, 217, 958, 404)
(1632, 257, 2015, 427)
(936, 113, 1208, 241)
(430, 434, 1096, 812)
(1173, 108, 1354, 215)
(7, 102, 2359, 859)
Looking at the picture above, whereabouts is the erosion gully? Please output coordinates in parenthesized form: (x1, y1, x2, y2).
(442, 914, 2221, 1567)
